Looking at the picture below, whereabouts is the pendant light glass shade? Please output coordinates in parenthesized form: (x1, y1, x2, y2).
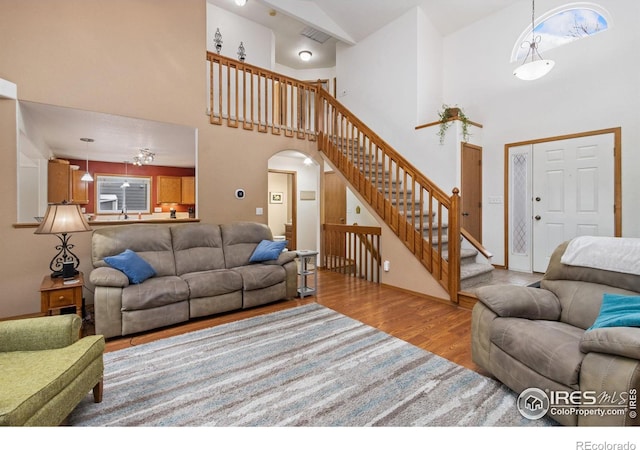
(121, 161, 130, 188)
(513, 57, 555, 81)
(80, 138, 94, 182)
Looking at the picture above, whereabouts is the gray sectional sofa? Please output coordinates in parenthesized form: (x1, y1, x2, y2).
(90, 222, 298, 338)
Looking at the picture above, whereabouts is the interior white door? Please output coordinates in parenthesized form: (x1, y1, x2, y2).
(532, 134, 615, 272)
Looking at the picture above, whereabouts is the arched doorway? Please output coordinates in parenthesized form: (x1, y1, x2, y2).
(267, 150, 321, 253)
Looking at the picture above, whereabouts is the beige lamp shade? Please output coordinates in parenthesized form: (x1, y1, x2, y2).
(34, 203, 92, 235)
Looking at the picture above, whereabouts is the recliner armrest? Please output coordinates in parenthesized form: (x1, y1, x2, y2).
(580, 327, 640, 360)
(89, 267, 130, 287)
(261, 250, 297, 266)
(474, 285, 561, 320)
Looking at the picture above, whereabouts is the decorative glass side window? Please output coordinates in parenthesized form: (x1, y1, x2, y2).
(511, 3, 611, 62)
(96, 175, 152, 214)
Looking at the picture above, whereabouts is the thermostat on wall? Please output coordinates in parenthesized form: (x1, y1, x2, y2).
(235, 188, 246, 199)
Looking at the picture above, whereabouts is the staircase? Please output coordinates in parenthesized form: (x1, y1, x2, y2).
(332, 137, 494, 291)
(206, 51, 494, 303)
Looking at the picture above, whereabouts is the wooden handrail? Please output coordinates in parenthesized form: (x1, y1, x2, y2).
(316, 89, 461, 300)
(461, 227, 493, 259)
(317, 91, 451, 203)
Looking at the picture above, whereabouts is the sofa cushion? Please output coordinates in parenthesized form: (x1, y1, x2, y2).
(171, 223, 226, 275)
(232, 264, 286, 291)
(588, 293, 640, 330)
(104, 249, 156, 284)
(121, 276, 189, 311)
(221, 222, 274, 268)
(91, 224, 177, 276)
(490, 317, 585, 388)
(181, 269, 243, 299)
(249, 240, 288, 262)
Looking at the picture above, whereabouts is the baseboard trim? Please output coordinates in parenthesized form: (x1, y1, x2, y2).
(379, 282, 454, 306)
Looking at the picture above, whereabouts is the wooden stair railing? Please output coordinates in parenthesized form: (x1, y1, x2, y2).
(316, 90, 461, 300)
(206, 52, 462, 302)
(323, 224, 381, 282)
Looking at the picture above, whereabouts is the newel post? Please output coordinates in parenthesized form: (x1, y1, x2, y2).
(448, 188, 461, 303)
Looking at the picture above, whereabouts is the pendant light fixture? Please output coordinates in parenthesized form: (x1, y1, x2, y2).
(513, 0, 555, 81)
(80, 138, 94, 182)
(121, 161, 130, 188)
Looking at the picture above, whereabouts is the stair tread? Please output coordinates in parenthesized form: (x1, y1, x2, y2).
(444, 248, 477, 261)
(460, 262, 494, 279)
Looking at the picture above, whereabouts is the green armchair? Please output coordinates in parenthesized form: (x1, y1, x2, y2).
(0, 314, 104, 426)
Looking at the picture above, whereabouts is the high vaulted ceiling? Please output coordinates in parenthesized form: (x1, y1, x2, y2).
(207, 0, 522, 69)
(25, 0, 523, 166)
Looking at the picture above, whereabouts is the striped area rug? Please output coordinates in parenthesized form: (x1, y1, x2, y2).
(69, 303, 555, 426)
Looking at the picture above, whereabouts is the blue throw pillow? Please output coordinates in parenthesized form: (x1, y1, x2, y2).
(588, 293, 640, 331)
(249, 240, 288, 262)
(104, 249, 156, 284)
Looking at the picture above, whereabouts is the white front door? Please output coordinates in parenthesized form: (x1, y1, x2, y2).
(531, 134, 615, 272)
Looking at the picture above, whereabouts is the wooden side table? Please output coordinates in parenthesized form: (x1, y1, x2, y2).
(40, 272, 84, 317)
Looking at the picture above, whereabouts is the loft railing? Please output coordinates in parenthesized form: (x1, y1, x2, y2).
(323, 224, 382, 283)
(206, 52, 462, 302)
(206, 52, 318, 140)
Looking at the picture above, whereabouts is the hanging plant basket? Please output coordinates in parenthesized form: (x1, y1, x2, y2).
(437, 104, 471, 145)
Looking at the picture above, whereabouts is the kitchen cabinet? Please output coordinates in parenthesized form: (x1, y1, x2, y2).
(157, 176, 182, 204)
(71, 169, 89, 204)
(48, 160, 71, 203)
(181, 176, 195, 205)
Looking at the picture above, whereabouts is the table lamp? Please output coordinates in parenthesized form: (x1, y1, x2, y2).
(34, 201, 92, 278)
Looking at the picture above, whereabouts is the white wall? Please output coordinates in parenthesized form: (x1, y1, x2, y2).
(206, 2, 275, 69)
(17, 103, 51, 222)
(334, 7, 463, 192)
(274, 64, 336, 92)
(443, 0, 640, 265)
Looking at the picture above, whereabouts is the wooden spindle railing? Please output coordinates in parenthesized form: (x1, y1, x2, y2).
(323, 224, 381, 282)
(315, 90, 460, 299)
(206, 52, 462, 302)
(207, 52, 318, 140)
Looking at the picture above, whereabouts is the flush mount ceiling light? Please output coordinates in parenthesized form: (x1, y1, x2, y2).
(299, 50, 312, 62)
(513, 0, 555, 81)
(235, 0, 247, 6)
(80, 138, 94, 182)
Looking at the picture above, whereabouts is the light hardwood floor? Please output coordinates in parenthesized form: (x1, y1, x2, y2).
(95, 269, 530, 376)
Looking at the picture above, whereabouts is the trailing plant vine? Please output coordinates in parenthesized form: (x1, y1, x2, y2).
(437, 104, 471, 144)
